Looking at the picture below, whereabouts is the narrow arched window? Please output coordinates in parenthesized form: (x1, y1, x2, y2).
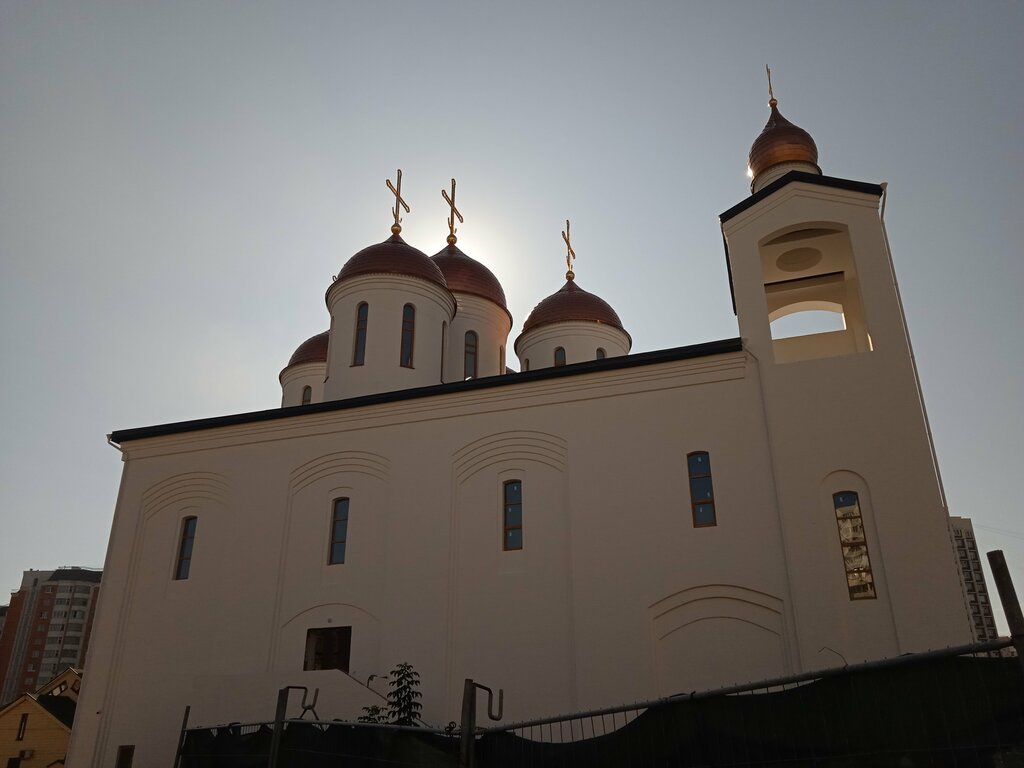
(441, 321, 447, 379)
(329, 498, 349, 565)
(554, 347, 566, 367)
(464, 331, 478, 379)
(596, 348, 606, 360)
(687, 452, 716, 527)
(174, 516, 198, 580)
(524, 359, 530, 371)
(503, 480, 523, 551)
(833, 492, 876, 600)
(400, 304, 415, 367)
(500, 345, 505, 373)
(353, 302, 368, 366)
(301, 386, 312, 405)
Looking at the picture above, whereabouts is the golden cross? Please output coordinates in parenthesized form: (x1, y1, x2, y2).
(386, 169, 410, 234)
(766, 65, 776, 105)
(441, 178, 463, 245)
(562, 219, 576, 280)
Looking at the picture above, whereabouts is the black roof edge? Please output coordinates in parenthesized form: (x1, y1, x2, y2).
(110, 337, 744, 443)
(721, 228, 737, 316)
(719, 172, 883, 223)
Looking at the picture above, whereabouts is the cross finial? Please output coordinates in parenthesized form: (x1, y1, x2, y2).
(441, 178, 463, 245)
(562, 219, 576, 281)
(766, 65, 777, 107)
(386, 169, 410, 234)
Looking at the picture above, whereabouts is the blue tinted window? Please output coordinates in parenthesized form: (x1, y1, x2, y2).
(503, 480, 523, 551)
(687, 452, 716, 527)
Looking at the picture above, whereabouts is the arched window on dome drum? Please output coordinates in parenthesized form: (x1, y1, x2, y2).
(524, 359, 530, 372)
(687, 452, 716, 527)
(554, 347, 566, 367)
(328, 498, 349, 565)
(464, 331, 478, 379)
(440, 321, 447, 380)
(832, 491, 876, 600)
(500, 345, 505, 374)
(301, 386, 312, 405)
(596, 348, 606, 360)
(353, 302, 368, 366)
(400, 304, 415, 368)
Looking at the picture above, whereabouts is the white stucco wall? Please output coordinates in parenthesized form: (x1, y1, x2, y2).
(68, 343, 967, 766)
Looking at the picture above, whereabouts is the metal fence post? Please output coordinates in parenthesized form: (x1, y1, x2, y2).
(172, 705, 190, 768)
(987, 549, 1024, 672)
(460, 678, 476, 768)
(267, 687, 290, 768)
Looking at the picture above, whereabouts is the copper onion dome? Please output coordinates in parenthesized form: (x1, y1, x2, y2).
(430, 243, 507, 310)
(521, 280, 625, 334)
(337, 233, 449, 291)
(286, 331, 329, 367)
(747, 98, 819, 182)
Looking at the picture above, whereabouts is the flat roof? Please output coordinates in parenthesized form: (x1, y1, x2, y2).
(719, 171, 883, 223)
(109, 337, 743, 444)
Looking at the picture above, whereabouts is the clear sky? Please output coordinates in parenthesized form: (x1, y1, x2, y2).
(1, 2, 1022, 632)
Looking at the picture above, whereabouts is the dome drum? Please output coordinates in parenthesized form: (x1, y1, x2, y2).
(515, 320, 630, 372)
(324, 273, 455, 401)
(280, 360, 327, 407)
(280, 331, 329, 407)
(443, 293, 513, 382)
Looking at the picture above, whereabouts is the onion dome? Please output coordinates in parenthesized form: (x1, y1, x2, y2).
(286, 331, 329, 367)
(430, 243, 507, 309)
(748, 97, 819, 187)
(337, 233, 448, 291)
(522, 280, 624, 334)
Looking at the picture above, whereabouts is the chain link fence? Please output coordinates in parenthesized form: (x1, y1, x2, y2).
(176, 639, 1023, 768)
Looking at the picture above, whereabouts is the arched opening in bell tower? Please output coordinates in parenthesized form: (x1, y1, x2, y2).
(758, 223, 871, 364)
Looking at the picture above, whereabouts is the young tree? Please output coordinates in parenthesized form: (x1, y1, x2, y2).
(358, 662, 422, 725)
(386, 662, 422, 725)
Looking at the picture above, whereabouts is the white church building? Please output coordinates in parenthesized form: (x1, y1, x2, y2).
(67, 94, 971, 766)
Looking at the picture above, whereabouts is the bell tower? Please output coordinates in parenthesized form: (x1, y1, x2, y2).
(719, 83, 970, 670)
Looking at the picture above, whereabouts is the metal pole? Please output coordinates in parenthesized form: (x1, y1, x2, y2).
(459, 678, 476, 768)
(172, 705, 190, 768)
(986, 550, 1024, 672)
(267, 687, 290, 768)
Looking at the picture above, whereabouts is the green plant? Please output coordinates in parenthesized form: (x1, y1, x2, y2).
(358, 662, 422, 726)
(357, 703, 387, 723)
(386, 662, 422, 725)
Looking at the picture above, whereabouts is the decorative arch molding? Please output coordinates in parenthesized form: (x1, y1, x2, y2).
(289, 451, 391, 491)
(280, 601, 380, 629)
(757, 221, 848, 249)
(141, 472, 230, 520)
(819, 468, 870, 493)
(649, 584, 789, 693)
(453, 430, 568, 485)
(649, 583, 784, 639)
